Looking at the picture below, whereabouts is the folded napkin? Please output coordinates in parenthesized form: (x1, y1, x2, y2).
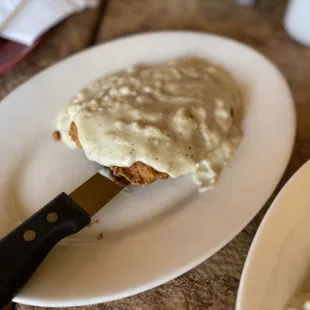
(0, 0, 99, 46)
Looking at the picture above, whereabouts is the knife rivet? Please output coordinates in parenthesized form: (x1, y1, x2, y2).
(46, 212, 58, 223)
(23, 230, 36, 242)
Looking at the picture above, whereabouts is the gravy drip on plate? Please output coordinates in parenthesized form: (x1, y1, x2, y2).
(57, 57, 243, 191)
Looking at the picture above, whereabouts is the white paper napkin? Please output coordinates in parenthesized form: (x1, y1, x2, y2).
(0, 0, 99, 46)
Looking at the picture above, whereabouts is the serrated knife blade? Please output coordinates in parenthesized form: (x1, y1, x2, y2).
(69, 169, 128, 216)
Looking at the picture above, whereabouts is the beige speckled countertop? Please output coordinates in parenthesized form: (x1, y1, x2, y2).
(2, 0, 310, 309)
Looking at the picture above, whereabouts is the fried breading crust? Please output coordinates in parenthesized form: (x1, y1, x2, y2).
(69, 122, 169, 185)
(69, 122, 81, 148)
(110, 162, 168, 185)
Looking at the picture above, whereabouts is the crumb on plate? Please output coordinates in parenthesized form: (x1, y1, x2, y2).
(53, 130, 61, 141)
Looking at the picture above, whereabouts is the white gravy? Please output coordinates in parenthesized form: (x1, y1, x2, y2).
(56, 57, 243, 191)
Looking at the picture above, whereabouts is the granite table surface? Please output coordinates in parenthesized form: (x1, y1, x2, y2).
(1, 0, 310, 309)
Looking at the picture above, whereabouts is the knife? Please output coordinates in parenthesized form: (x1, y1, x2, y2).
(0, 170, 127, 308)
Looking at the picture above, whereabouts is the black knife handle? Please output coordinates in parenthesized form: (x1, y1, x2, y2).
(0, 192, 91, 308)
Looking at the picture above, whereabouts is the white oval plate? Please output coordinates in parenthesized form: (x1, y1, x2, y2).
(236, 160, 310, 310)
(0, 31, 295, 307)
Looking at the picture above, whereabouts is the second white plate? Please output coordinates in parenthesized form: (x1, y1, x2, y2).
(237, 160, 310, 310)
(0, 31, 295, 307)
